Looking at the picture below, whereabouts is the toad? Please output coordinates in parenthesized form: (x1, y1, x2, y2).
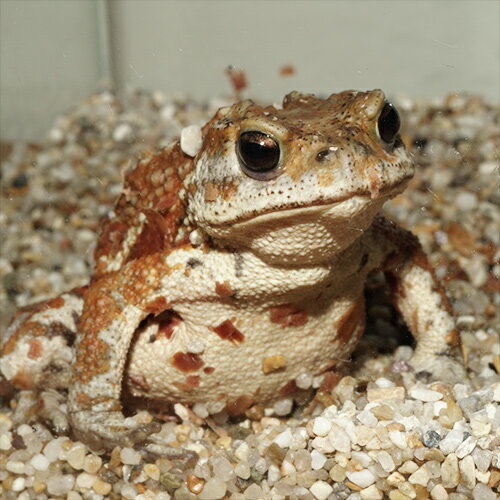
(0, 90, 464, 450)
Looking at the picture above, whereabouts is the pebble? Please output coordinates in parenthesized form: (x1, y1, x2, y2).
(274, 428, 293, 448)
(234, 462, 250, 479)
(472, 448, 492, 471)
(310, 449, 327, 470)
(309, 480, 333, 500)
(389, 491, 412, 500)
(235, 442, 250, 462)
(371, 450, 395, 472)
(455, 437, 476, 460)
(273, 398, 293, 416)
(399, 460, 419, 474)
(408, 464, 430, 486)
(66, 443, 86, 469)
(367, 386, 405, 402)
(75, 472, 96, 489)
(47, 474, 75, 496)
(389, 430, 408, 449)
(267, 464, 281, 483)
(295, 372, 313, 389)
(439, 428, 464, 454)
(93, 478, 112, 495)
(112, 122, 134, 142)
(192, 402, 209, 418)
(346, 469, 376, 488)
(430, 484, 449, 500)
(82, 453, 102, 474)
(459, 454, 476, 489)
(0, 433, 12, 450)
(212, 455, 234, 481)
(472, 483, 497, 500)
(456, 191, 478, 210)
(12, 476, 26, 492)
(43, 437, 65, 462)
(120, 447, 141, 465)
(409, 386, 443, 402)
(30, 453, 49, 471)
(294, 449, 312, 471)
(6, 460, 25, 474)
(470, 415, 492, 437)
(244, 483, 263, 499)
(312, 417, 332, 436)
(360, 484, 383, 500)
(328, 424, 351, 453)
(198, 477, 227, 500)
(357, 409, 378, 427)
(329, 464, 346, 482)
(180, 124, 202, 157)
(441, 453, 460, 488)
(423, 430, 442, 448)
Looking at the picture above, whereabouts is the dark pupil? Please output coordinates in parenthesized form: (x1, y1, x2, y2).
(237, 131, 280, 172)
(378, 102, 401, 144)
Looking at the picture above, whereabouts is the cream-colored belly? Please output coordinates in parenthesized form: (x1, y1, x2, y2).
(125, 288, 365, 407)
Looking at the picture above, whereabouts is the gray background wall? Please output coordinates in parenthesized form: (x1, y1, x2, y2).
(1, 0, 498, 141)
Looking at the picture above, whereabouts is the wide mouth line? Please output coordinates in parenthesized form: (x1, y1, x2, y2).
(210, 176, 412, 228)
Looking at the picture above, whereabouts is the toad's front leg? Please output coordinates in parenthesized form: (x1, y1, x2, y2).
(374, 217, 466, 382)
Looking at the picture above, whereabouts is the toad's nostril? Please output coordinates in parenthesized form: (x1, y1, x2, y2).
(316, 146, 339, 163)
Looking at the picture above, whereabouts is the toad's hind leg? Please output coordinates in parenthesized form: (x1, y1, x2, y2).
(68, 300, 157, 449)
(67, 256, 184, 452)
(0, 290, 84, 391)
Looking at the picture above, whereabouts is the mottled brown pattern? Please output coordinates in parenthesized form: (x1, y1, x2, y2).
(269, 303, 308, 328)
(76, 253, 173, 383)
(226, 394, 254, 416)
(74, 393, 121, 411)
(185, 375, 200, 388)
(318, 371, 342, 392)
(412, 247, 454, 318)
(27, 339, 43, 359)
(203, 179, 238, 203)
(11, 371, 34, 390)
(212, 319, 244, 344)
(2, 321, 46, 355)
(204, 181, 218, 202)
(156, 310, 182, 340)
(214, 281, 234, 297)
(171, 352, 204, 373)
(336, 297, 365, 345)
(126, 210, 172, 262)
(93, 143, 193, 277)
(143, 296, 170, 314)
(279, 379, 299, 396)
(46, 321, 77, 346)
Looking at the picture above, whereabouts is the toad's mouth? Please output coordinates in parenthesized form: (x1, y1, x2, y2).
(210, 175, 412, 229)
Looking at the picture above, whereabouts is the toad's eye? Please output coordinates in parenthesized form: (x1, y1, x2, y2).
(377, 102, 401, 145)
(237, 131, 280, 179)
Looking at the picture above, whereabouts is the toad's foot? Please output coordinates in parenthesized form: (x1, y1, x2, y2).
(408, 352, 468, 384)
(38, 390, 70, 435)
(70, 410, 197, 459)
(70, 410, 162, 450)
